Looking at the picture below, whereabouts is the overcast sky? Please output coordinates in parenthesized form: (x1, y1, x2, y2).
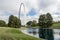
(0, 0, 60, 25)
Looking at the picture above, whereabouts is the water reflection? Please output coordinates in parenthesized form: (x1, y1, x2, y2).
(27, 28, 60, 40)
(27, 28, 38, 35)
(53, 29, 60, 40)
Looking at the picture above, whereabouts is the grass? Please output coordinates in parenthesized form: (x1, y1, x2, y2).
(0, 27, 41, 40)
(1, 23, 59, 40)
(35, 23, 60, 29)
(51, 23, 60, 29)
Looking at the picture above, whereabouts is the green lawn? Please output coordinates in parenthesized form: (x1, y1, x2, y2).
(51, 23, 60, 29)
(36, 23, 60, 29)
(0, 27, 41, 40)
(1, 23, 59, 40)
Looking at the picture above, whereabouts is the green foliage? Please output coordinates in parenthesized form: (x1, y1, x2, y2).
(31, 20, 37, 27)
(0, 20, 6, 27)
(38, 14, 46, 28)
(46, 13, 53, 28)
(38, 13, 53, 39)
(38, 13, 53, 28)
(26, 21, 32, 26)
(8, 15, 21, 28)
(39, 29, 54, 40)
(26, 20, 38, 27)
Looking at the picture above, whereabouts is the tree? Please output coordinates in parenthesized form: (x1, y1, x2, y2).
(8, 15, 21, 28)
(26, 21, 32, 27)
(26, 21, 32, 26)
(46, 13, 53, 28)
(31, 20, 37, 27)
(14, 16, 21, 28)
(38, 14, 46, 39)
(38, 13, 53, 39)
(0, 20, 6, 27)
(26, 20, 37, 27)
(38, 14, 46, 28)
(8, 15, 15, 27)
(39, 13, 53, 28)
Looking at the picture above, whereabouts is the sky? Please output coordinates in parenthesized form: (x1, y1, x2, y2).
(0, 0, 60, 25)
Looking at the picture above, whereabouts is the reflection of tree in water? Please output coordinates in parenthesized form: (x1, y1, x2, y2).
(54, 31, 60, 35)
(32, 28, 37, 35)
(38, 13, 54, 40)
(39, 28, 54, 40)
(59, 32, 60, 35)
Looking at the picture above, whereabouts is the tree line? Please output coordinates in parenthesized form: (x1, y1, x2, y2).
(0, 13, 60, 28)
(26, 13, 54, 40)
(26, 13, 53, 28)
(38, 13, 54, 40)
(0, 12, 58, 40)
(0, 15, 21, 28)
(8, 15, 21, 28)
(26, 20, 38, 27)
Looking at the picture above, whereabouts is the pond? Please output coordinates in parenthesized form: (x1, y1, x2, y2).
(27, 28, 60, 40)
(53, 29, 60, 40)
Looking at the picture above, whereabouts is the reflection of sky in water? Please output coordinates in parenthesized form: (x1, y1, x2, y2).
(54, 35, 60, 40)
(27, 28, 60, 40)
(53, 29, 60, 40)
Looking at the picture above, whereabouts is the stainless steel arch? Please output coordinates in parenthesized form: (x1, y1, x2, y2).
(19, 3, 25, 20)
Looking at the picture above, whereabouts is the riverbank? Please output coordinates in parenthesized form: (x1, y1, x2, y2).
(20, 27, 45, 40)
(21, 29, 39, 38)
(21, 27, 60, 40)
(0, 27, 40, 40)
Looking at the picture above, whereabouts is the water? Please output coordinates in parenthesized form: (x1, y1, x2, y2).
(27, 28, 39, 38)
(53, 29, 60, 40)
(27, 28, 60, 40)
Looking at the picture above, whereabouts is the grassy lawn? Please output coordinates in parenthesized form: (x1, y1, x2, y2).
(51, 23, 60, 29)
(0, 27, 41, 40)
(34, 23, 60, 29)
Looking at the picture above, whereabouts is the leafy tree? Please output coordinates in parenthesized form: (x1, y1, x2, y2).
(0, 20, 6, 27)
(26, 20, 38, 27)
(38, 14, 46, 38)
(8, 15, 15, 27)
(39, 13, 53, 28)
(31, 20, 37, 27)
(8, 15, 21, 28)
(38, 13, 53, 39)
(38, 14, 46, 28)
(46, 13, 53, 28)
(27, 21, 32, 25)
(14, 16, 21, 28)
(26, 21, 32, 27)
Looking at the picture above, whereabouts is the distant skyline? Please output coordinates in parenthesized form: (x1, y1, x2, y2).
(0, 0, 60, 25)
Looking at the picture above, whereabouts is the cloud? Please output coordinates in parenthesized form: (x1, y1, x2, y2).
(38, 0, 60, 21)
(0, 0, 60, 25)
(27, 8, 36, 16)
